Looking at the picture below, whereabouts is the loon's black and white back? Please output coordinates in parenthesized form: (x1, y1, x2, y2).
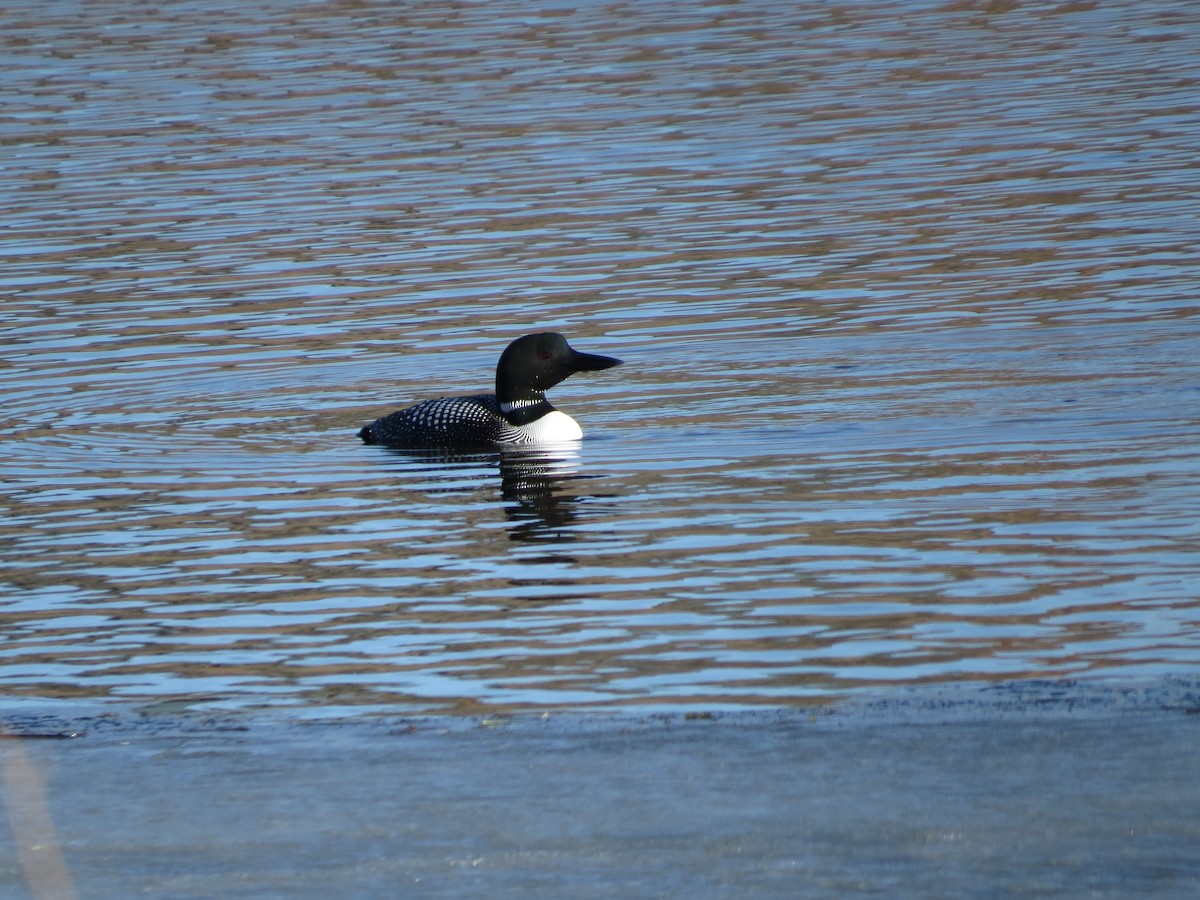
(358, 332, 622, 447)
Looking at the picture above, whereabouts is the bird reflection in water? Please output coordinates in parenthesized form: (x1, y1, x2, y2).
(375, 444, 610, 546)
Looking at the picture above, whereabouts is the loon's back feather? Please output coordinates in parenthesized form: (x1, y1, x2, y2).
(358, 394, 522, 446)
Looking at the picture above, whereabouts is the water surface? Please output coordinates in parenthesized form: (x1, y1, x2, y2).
(2, 0, 1198, 716)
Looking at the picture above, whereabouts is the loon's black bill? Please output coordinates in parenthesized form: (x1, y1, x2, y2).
(571, 350, 623, 372)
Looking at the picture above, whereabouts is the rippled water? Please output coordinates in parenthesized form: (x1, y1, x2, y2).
(3, 0, 1198, 716)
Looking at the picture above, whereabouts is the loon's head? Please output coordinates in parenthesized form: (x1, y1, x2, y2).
(495, 332, 621, 414)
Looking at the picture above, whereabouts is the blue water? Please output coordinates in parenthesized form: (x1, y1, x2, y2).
(2, 0, 1198, 716)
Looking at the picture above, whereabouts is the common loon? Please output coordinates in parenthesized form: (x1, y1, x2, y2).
(357, 332, 622, 447)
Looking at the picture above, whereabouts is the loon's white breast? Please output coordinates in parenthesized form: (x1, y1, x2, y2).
(512, 410, 583, 443)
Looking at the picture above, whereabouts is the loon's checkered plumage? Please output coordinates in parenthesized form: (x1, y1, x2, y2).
(358, 333, 621, 448)
(360, 394, 529, 445)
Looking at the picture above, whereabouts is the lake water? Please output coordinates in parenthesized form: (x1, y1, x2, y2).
(3, 0, 1198, 717)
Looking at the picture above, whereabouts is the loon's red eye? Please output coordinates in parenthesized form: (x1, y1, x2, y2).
(539, 350, 552, 361)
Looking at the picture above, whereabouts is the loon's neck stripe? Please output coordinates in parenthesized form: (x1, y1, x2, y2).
(500, 399, 543, 414)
